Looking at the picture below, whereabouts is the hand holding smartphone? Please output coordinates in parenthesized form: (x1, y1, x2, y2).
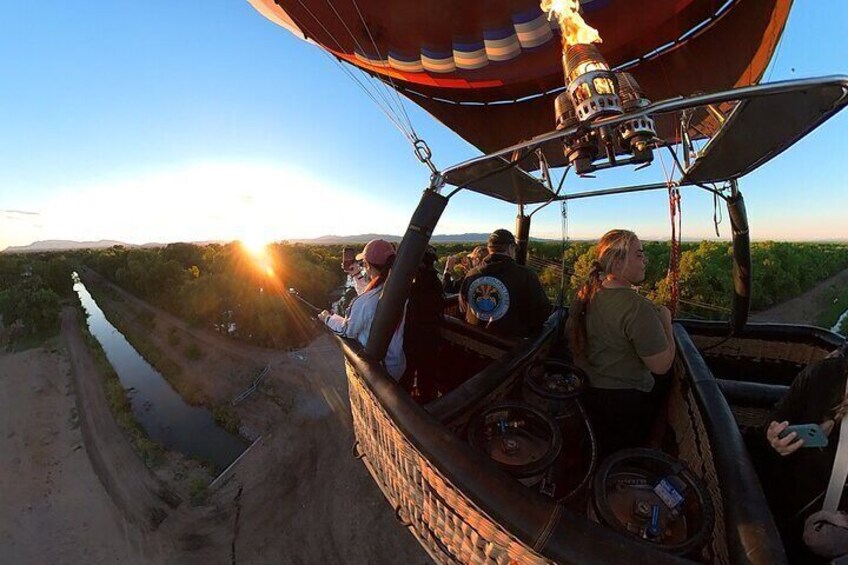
(342, 247, 356, 272)
(778, 423, 829, 448)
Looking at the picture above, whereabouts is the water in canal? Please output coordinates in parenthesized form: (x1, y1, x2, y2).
(73, 274, 248, 471)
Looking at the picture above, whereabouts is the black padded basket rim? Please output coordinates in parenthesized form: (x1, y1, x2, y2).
(467, 401, 563, 479)
(592, 447, 716, 555)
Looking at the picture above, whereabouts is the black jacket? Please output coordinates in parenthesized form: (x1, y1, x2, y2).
(405, 265, 444, 363)
(459, 254, 551, 339)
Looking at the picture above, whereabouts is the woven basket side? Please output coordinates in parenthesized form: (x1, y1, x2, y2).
(693, 336, 829, 366)
(667, 365, 730, 565)
(347, 361, 552, 565)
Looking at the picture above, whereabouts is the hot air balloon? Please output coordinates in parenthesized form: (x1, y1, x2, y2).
(248, 0, 793, 152)
(249, 1, 847, 562)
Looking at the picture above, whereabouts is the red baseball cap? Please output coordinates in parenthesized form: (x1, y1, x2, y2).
(356, 239, 396, 266)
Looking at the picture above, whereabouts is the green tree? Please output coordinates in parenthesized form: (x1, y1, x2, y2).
(0, 278, 61, 336)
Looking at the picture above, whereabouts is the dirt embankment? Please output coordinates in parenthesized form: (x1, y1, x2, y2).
(2, 269, 428, 563)
(60, 305, 223, 562)
(751, 267, 848, 327)
(0, 340, 148, 563)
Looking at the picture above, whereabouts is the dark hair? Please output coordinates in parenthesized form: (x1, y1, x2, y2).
(364, 255, 395, 293)
(487, 242, 514, 255)
(567, 229, 637, 360)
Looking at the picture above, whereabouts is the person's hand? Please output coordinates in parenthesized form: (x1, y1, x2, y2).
(767, 420, 805, 456)
(318, 310, 331, 323)
(343, 262, 360, 276)
(445, 255, 458, 271)
(825, 347, 844, 359)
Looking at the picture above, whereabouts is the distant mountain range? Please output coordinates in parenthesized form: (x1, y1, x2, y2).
(1, 234, 499, 253)
(6, 234, 845, 254)
(2, 239, 137, 253)
(2, 239, 208, 253)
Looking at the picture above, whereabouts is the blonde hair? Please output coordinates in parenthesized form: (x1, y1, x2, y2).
(567, 229, 638, 360)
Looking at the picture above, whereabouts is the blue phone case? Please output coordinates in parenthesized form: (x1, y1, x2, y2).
(780, 423, 829, 448)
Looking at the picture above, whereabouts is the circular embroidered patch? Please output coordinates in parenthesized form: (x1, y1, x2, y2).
(467, 276, 510, 322)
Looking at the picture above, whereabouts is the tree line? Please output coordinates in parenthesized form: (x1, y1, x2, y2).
(80, 242, 346, 348)
(0, 253, 74, 339)
(526, 240, 848, 320)
(3, 239, 845, 348)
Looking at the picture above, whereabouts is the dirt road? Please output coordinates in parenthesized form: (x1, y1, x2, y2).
(0, 341, 145, 563)
(751, 267, 848, 326)
(218, 334, 429, 564)
(2, 272, 427, 563)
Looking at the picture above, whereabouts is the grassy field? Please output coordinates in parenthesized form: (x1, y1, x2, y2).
(815, 283, 848, 334)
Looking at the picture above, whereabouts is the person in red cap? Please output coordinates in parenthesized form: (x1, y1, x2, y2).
(319, 239, 406, 380)
(459, 229, 551, 339)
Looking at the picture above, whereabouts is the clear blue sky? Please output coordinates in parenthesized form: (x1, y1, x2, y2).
(1, 1, 846, 251)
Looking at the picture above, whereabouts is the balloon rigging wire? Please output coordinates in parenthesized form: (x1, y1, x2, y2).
(528, 158, 569, 219)
(288, 0, 419, 145)
(345, 0, 419, 141)
(321, 0, 417, 139)
(658, 144, 683, 317)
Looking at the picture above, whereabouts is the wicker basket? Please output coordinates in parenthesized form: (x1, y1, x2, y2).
(692, 335, 829, 367)
(666, 362, 729, 564)
(348, 361, 553, 564)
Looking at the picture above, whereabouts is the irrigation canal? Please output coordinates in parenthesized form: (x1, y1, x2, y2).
(73, 273, 248, 471)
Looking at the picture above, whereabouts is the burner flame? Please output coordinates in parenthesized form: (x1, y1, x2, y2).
(541, 0, 602, 48)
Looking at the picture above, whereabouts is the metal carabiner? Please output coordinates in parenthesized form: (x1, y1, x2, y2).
(413, 138, 438, 175)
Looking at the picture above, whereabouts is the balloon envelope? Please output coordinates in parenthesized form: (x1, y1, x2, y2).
(249, 0, 791, 155)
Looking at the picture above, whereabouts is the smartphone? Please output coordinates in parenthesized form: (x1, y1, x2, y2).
(779, 423, 829, 448)
(342, 247, 355, 271)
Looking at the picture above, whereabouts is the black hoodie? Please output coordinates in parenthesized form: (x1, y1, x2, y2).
(459, 254, 551, 339)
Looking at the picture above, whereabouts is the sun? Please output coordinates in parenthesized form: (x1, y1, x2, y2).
(240, 236, 269, 258)
(239, 237, 278, 278)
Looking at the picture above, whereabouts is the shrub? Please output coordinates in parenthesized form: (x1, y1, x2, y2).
(185, 343, 202, 361)
(188, 476, 209, 506)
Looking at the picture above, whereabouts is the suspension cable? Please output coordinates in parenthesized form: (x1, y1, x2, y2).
(713, 188, 723, 237)
(659, 142, 730, 202)
(528, 152, 569, 218)
(288, 0, 434, 159)
(347, 0, 418, 140)
(559, 198, 570, 307)
(658, 148, 683, 317)
(321, 0, 417, 140)
(287, 1, 416, 143)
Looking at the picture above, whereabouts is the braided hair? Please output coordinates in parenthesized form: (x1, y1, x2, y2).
(567, 229, 638, 360)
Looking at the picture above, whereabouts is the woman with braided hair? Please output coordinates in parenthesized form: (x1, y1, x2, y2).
(566, 229, 675, 456)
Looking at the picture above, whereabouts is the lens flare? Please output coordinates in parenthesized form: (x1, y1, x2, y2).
(240, 237, 268, 258)
(239, 239, 279, 280)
